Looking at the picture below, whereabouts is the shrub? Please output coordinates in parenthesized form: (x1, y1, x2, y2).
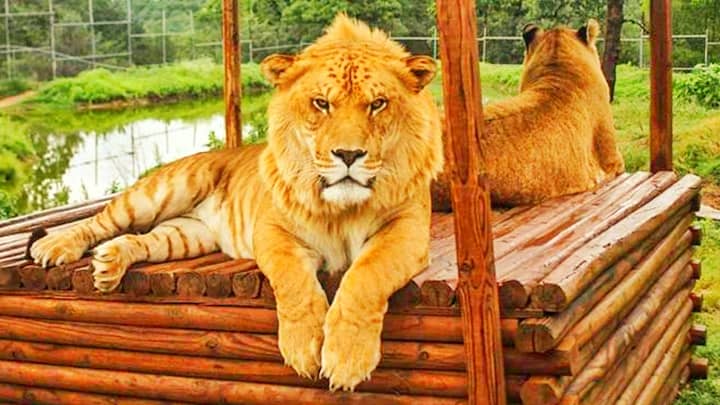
(677, 143, 720, 184)
(0, 79, 32, 98)
(33, 60, 271, 106)
(676, 64, 720, 108)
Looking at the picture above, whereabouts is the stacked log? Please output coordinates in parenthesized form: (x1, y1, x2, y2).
(509, 173, 707, 405)
(0, 172, 708, 404)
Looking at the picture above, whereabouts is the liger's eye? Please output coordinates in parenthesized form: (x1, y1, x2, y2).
(313, 98, 330, 112)
(370, 98, 387, 113)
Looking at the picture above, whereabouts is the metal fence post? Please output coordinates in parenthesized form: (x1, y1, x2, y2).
(127, 0, 132, 65)
(4, 0, 10, 78)
(190, 10, 195, 60)
(432, 26, 438, 59)
(88, 0, 96, 68)
(49, 0, 56, 79)
(162, 9, 167, 64)
(639, 29, 644, 68)
(482, 26, 487, 63)
(705, 29, 709, 66)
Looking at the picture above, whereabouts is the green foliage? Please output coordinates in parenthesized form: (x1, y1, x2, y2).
(677, 144, 720, 183)
(676, 219, 720, 405)
(0, 79, 33, 98)
(676, 65, 720, 108)
(0, 116, 35, 218)
(32, 61, 270, 106)
(621, 147, 648, 172)
(280, 0, 406, 42)
(105, 180, 123, 194)
(612, 64, 650, 99)
(206, 131, 225, 150)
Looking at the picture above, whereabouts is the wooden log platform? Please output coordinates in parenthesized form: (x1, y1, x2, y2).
(0, 172, 708, 404)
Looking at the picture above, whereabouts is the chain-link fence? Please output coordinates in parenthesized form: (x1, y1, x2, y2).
(2, 1, 719, 81)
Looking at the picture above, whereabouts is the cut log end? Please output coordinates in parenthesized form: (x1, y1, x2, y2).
(205, 272, 233, 298)
(520, 377, 566, 405)
(149, 273, 175, 296)
(690, 324, 707, 346)
(123, 270, 151, 296)
(531, 283, 567, 312)
(419, 280, 455, 307)
(499, 280, 529, 310)
(18, 264, 46, 290)
(691, 260, 702, 280)
(690, 292, 703, 312)
(690, 225, 702, 246)
(72, 268, 95, 294)
(527, 324, 556, 354)
(0, 267, 21, 289)
(231, 271, 262, 298)
(46, 267, 73, 291)
(389, 281, 421, 309)
(689, 357, 709, 380)
(176, 272, 206, 297)
(430, 175, 453, 213)
(260, 278, 275, 303)
(513, 322, 536, 353)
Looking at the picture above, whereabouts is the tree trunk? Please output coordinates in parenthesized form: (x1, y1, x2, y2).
(602, 0, 625, 101)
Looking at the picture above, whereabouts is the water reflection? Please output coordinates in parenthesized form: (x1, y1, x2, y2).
(5, 94, 270, 217)
(62, 114, 226, 201)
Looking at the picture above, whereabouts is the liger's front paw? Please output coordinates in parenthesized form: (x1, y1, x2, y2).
(91, 239, 132, 292)
(320, 305, 383, 391)
(30, 232, 87, 268)
(276, 290, 329, 380)
(278, 317, 325, 379)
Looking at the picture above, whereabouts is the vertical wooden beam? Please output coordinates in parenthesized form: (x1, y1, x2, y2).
(649, 0, 673, 172)
(222, 0, 242, 148)
(436, 1, 506, 405)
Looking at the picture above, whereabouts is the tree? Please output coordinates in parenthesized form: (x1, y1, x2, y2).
(602, 0, 625, 101)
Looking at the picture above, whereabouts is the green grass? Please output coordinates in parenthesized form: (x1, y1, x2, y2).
(677, 219, 720, 404)
(0, 78, 33, 98)
(0, 115, 35, 218)
(30, 60, 271, 106)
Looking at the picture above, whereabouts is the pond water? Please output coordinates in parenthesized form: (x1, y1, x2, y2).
(61, 111, 226, 201)
(11, 94, 270, 215)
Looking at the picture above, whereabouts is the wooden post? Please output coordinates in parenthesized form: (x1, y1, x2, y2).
(649, 0, 673, 172)
(436, 1, 506, 404)
(222, 0, 242, 148)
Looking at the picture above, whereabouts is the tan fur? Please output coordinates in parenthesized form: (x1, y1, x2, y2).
(478, 19, 624, 205)
(30, 14, 443, 391)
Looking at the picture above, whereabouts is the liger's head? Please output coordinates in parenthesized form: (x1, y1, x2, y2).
(260, 14, 442, 210)
(519, 19, 607, 95)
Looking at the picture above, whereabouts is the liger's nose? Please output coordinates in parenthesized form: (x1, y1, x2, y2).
(332, 149, 367, 167)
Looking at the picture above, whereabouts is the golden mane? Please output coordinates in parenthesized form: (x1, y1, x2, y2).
(308, 14, 409, 58)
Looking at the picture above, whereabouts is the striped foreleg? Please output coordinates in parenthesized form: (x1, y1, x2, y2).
(31, 154, 221, 268)
(92, 216, 218, 292)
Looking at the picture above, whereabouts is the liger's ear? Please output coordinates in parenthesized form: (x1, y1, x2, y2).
(578, 19, 601, 45)
(403, 55, 437, 92)
(260, 54, 296, 86)
(522, 23, 542, 48)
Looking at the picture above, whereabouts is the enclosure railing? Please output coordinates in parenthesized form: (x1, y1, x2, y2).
(0, 0, 715, 80)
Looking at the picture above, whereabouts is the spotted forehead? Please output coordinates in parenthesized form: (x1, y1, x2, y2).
(313, 50, 390, 95)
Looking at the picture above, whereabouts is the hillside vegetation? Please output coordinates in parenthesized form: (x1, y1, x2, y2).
(30, 60, 270, 106)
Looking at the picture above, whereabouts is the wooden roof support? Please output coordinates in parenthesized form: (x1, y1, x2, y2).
(222, 0, 242, 148)
(436, 1, 506, 404)
(649, 0, 673, 172)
